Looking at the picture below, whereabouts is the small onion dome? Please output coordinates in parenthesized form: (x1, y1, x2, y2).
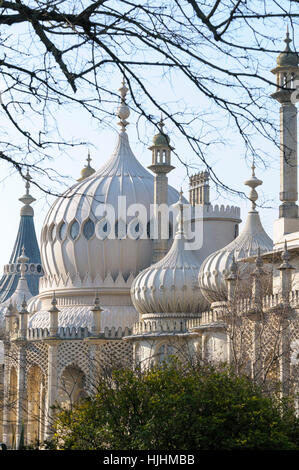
(199, 163, 273, 303)
(77, 150, 96, 182)
(277, 28, 298, 67)
(131, 191, 208, 315)
(152, 116, 171, 147)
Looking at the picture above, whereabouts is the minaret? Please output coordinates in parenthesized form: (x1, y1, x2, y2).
(77, 150, 96, 181)
(271, 28, 299, 235)
(0, 170, 42, 303)
(148, 116, 174, 262)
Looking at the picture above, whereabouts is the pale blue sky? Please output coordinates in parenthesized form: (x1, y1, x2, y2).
(0, 16, 294, 271)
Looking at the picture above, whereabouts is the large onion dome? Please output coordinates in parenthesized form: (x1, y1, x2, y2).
(40, 82, 182, 288)
(131, 191, 209, 315)
(199, 164, 273, 303)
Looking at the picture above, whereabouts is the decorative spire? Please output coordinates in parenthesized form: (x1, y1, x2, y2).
(91, 293, 103, 335)
(227, 252, 238, 280)
(151, 114, 171, 148)
(274, 26, 298, 68)
(50, 291, 58, 310)
(49, 291, 59, 336)
(158, 113, 165, 132)
(117, 77, 130, 132)
(92, 293, 102, 311)
(77, 149, 96, 181)
(20, 295, 28, 315)
(284, 25, 292, 52)
(19, 169, 36, 216)
(279, 239, 294, 270)
(244, 160, 262, 211)
(253, 247, 265, 275)
(17, 246, 29, 280)
(171, 188, 188, 240)
(177, 188, 184, 234)
(87, 149, 92, 167)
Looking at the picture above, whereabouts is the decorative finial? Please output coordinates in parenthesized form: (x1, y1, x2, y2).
(244, 159, 263, 211)
(19, 295, 28, 315)
(49, 291, 59, 313)
(253, 246, 264, 275)
(86, 149, 90, 166)
(77, 149, 96, 181)
(25, 168, 32, 195)
(92, 293, 103, 312)
(174, 189, 185, 235)
(279, 239, 294, 270)
(227, 252, 238, 279)
(19, 169, 36, 215)
(117, 77, 130, 132)
(6, 300, 15, 317)
(158, 114, 165, 132)
(17, 246, 29, 279)
(52, 291, 57, 307)
(284, 25, 292, 51)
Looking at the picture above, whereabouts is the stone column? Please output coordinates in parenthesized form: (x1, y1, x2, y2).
(2, 342, 11, 447)
(279, 102, 298, 218)
(277, 241, 294, 395)
(15, 343, 26, 449)
(44, 340, 59, 441)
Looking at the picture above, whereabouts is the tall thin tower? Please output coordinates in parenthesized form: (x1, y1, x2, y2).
(148, 118, 174, 262)
(271, 28, 299, 240)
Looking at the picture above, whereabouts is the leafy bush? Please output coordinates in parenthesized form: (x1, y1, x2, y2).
(53, 362, 299, 450)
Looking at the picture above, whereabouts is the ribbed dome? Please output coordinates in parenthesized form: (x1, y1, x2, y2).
(40, 86, 183, 288)
(199, 164, 273, 303)
(131, 193, 209, 314)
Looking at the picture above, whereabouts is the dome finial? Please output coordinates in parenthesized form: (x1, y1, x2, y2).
(117, 77, 130, 132)
(18, 246, 29, 280)
(244, 159, 262, 211)
(77, 149, 96, 181)
(275, 27, 298, 67)
(158, 113, 165, 132)
(19, 168, 36, 216)
(284, 24, 292, 51)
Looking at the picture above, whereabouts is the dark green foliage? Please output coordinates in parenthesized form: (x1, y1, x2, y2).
(53, 362, 299, 450)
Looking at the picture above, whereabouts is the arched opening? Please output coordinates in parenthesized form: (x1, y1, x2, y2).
(156, 343, 175, 365)
(58, 365, 86, 409)
(26, 365, 46, 446)
(7, 367, 17, 448)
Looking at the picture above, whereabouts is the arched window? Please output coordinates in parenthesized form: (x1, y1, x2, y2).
(59, 222, 67, 241)
(127, 218, 144, 240)
(157, 344, 175, 365)
(59, 365, 86, 408)
(95, 218, 110, 240)
(27, 366, 46, 445)
(49, 224, 56, 242)
(70, 220, 80, 240)
(83, 219, 95, 240)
